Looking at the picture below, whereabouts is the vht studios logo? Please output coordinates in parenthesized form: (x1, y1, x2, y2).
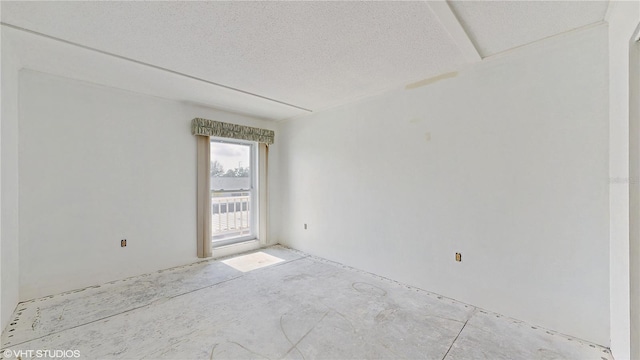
(3, 349, 81, 359)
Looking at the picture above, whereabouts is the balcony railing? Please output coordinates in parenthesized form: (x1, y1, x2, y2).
(211, 193, 251, 240)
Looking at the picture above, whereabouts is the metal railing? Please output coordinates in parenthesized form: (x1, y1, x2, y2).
(211, 193, 251, 238)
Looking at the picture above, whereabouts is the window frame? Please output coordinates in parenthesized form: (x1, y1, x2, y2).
(209, 136, 259, 248)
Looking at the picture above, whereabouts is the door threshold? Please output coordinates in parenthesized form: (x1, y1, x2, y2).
(211, 239, 261, 259)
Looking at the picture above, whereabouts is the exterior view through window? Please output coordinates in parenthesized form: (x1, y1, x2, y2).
(210, 139, 256, 247)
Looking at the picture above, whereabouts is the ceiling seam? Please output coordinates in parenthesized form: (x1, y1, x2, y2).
(0, 22, 313, 113)
(480, 21, 607, 62)
(604, 1, 616, 23)
(426, 0, 482, 62)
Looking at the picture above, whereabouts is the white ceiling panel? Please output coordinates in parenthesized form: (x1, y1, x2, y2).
(448, 1, 609, 58)
(2, 26, 309, 121)
(1, 1, 468, 113)
(1, 1, 611, 119)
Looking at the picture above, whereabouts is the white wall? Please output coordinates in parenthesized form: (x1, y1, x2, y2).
(625, 16, 640, 359)
(17, 70, 277, 300)
(608, 2, 640, 359)
(1, 29, 22, 331)
(277, 25, 610, 345)
(630, 39, 640, 360)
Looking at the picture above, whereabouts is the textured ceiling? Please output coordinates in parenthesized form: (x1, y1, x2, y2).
(1, 1, 609, 120)
(449, 1, 609, 57)
(1, 1, 467, 113)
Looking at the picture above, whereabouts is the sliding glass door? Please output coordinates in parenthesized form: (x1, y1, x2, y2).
(210, 138, 257, 247)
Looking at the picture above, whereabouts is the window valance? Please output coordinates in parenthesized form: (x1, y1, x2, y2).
(191, 118, 274, 145)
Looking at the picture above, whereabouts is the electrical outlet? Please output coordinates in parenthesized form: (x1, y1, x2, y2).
(121, 239, 127, 247)
(304, 224, 307, 230)
(455, 253, 461, 262)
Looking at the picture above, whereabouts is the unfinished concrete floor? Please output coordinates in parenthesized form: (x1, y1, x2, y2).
(1, 246, 612, 359)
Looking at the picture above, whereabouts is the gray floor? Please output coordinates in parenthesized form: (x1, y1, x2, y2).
(1, 246, 612, 359)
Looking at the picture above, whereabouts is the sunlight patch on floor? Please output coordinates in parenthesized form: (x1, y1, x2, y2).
(221, 251, 285, 272)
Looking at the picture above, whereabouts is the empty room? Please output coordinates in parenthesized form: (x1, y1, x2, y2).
(1, 1, 639, 359)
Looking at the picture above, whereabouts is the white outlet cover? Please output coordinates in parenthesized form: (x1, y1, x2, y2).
(222, 251, 285, 273)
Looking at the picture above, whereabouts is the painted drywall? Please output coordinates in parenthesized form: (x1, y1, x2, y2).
(17, 70, 277, 300)
(608, 2, 640, 359)
(1, 29, 22, 331)
(631, 42, 640, 360)
(277, 25, 610, 345)
(629, 20, 640, 360)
